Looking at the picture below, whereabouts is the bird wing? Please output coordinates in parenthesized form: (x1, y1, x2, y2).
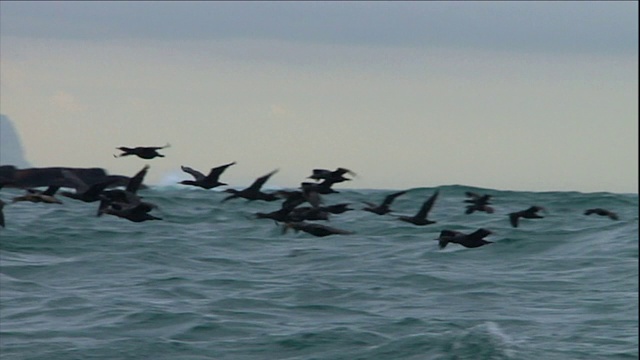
(334, 167, 356, 178)
(206, 161, 236, 180)
(415, 190, 439, 219)
(381, 190, 407, 207)
(469, 228, 492, 240)
(181, 166, 206, 181)
(509, 213, 519, 227)
(42, 185, 60, 196)
(247, 169, 278, 191)
(126, 165, 150, 193)
(151, 143, 171, 150)
(308, 169, 331, 180)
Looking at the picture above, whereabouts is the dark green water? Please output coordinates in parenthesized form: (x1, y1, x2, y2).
(1, 185, 638, 359)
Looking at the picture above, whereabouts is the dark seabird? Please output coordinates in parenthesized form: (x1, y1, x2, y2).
(584, 208, 619, 220)
(509, 206, 545, 228)
(464, 191, 494, 214)
(114, 143, 170, 159)
(12, 186, 63, 204)
(179, 161, 236, 189)
(308, 167, 356, 184)
(464, 191, 492, 204)
(60, 170, 119, 202)
(98, 165, 153, 215)
(362, 190, 407, 215)
(283, 221, 354, 237)
(435, 229, 493, 249)
(222, 169, 279, 202)
(0, 199, 5, 227)
(101, 202, 162, 222)
(397, 190, 439, 225)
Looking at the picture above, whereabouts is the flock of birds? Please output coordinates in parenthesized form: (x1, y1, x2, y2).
(0, 144, 621, 250)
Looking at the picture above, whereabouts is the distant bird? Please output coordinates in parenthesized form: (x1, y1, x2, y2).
(362, 190, 407, 215)
(397, 190, 439, 226)
(584, 208, 619, 220)
(179, 162, 236, 189)
(98, 165, 154, 216)
(0, 199, 5, 227)
(101, 202, 162, 222)
(60, 170, 119, 202)
(308, 167, 356, 184)
(509, 206, 545, 228)
(222, 169, 279, 202)
(283, 221, 354, 237)
(114, 143, 170, 159)
(464, 191, 494, 214)
(435, 229, 493, 249)
(12, 186, 62, 204)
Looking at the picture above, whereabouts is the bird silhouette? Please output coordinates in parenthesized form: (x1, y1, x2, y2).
(222, 169, 279, 202)
(435, 228, 493, 249)
(509, 206, 545, 228)
(179, 161, 236, 189)
(362, 190, 407, 215)
(114, 143, 170, 159)
(397, 190, 439, 225)
(584, 208, 619, 220)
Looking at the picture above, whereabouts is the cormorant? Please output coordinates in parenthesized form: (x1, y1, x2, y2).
(509, 206, 545, 228)
(397, 190, 439, 225)
(179, 162, 236, 189)
(362, 190, 406, 215)
(435, 228, 493, 249)
(114, 143, 170, 159)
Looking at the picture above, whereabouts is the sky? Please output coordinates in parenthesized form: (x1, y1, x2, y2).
(1, 1, 637, 193)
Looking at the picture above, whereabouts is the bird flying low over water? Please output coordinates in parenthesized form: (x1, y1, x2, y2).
(12, 186, 63, 204)
(114, 143, 170, 159)
(282, 221, 354, 237)
(97, 165, 157, 218)
(397, 190, 439, 225)
(308, 167, 356, 184)
(464, 191, 494, 214)
(584, 208, 619, 220)
(435, 228, 493, 249)
(101, 201, 162, 222)
(222, 169, 279, 202)
(362, 190, 407, 215)
(509, 206, 545, 228)
(179, 162, 236, 189)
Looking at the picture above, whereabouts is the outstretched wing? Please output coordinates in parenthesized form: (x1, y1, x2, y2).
(126, 165, 150, 194)
(206, 161, 236, 180)
(151, 143, 171, 150)
(247, 169, 278, 191)
(381, 190, 407, 207)
(181, 166, 206, 181)
(415, 190, 439, 219)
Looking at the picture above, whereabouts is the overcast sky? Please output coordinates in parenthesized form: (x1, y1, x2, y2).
(1, 1, 637, 193)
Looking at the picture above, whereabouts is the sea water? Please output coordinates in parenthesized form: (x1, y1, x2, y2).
(1, 185, 637, 359)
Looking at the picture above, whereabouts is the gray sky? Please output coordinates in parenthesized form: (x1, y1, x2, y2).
(1, 1, 637, 193)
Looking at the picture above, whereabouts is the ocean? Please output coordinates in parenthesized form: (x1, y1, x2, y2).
(0, 185, 637, 360)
